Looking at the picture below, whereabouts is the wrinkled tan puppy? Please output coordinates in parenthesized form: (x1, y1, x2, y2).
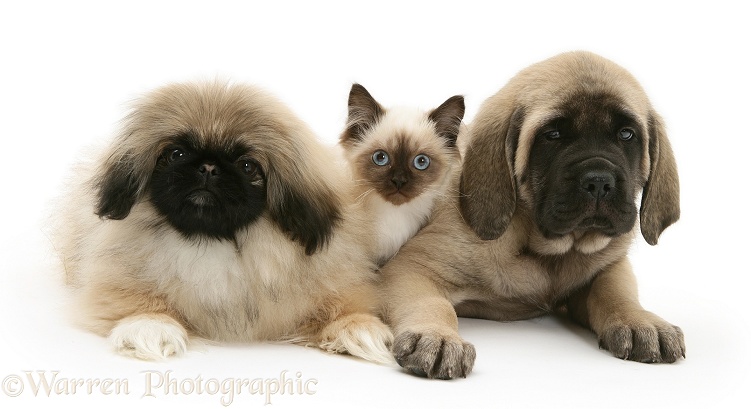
(54, 81, 393, 363)
(381, 51, 683, 379)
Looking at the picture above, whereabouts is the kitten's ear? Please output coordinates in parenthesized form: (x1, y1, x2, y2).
(340, 83, 384, 145)
(428, 95, 465, 148)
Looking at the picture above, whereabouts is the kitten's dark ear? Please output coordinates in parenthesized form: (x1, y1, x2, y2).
(94, 152, 145, 220)
(266, 157, 342, 255)
(340, 83, 384, 145)
(428, 95, 465, 148)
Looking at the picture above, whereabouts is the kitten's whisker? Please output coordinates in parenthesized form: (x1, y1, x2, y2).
(354, 188, 375, 202)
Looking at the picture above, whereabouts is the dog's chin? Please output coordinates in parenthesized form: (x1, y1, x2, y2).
(156, 196, 261, 242)
(187, 190, 218, 207)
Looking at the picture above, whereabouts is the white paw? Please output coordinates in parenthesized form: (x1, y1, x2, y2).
(319, 313, 396, 365)
(109, 315, 188, 360)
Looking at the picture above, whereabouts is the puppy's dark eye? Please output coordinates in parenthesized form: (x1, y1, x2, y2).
(543, 130, 561, 140)
(372, 150, 390, 166)
(618, 128, 635, 141)
(168, 148, 186, 162)
(239, 159, 260, 176)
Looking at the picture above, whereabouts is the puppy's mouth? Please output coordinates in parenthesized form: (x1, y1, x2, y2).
(542, 208, 628, 238)
(577, 216, 613, 231)
(187, 189, 217, 207)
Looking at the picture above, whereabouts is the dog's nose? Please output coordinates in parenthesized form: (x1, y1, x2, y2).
(580, 171, 615, 198)
(199, 163, 220, 177)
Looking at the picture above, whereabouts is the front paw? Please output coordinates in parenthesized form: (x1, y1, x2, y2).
(109, 314, 188, 360)
(598, 312, 685, 363)
(317, 313, 395, 365)
(393, 328, 475, 379)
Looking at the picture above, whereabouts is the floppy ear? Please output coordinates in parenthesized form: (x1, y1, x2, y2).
(94, 152, 147, 220)
(340, 83, 384, 145)
(428, 95, 465, 148)
(266, 161, 342, 256)
(640, 111, 680, 245)
(459, 103, 523, 240)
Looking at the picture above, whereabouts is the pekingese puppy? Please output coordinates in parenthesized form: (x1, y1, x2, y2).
(54, 81, 393, 363)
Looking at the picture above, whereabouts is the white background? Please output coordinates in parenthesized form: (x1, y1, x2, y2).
(1, 1, 749, 408)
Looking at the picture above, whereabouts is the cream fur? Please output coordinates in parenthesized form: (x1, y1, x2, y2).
(342, 106, 461, 264)
(109, 314, 188, 360)
(53, 81, 394, 364)
(367, 190, 439, 263)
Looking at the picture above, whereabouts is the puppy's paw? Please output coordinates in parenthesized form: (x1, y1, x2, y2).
(598, 311, 685, 363)
(109, 314, 188, 361)
(393, 328, 475, 379)
(318, 313, 395, 365)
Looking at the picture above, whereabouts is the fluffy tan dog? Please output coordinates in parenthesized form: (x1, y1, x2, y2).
(381, 51, 684, 379)
(54, 81, 393, 363)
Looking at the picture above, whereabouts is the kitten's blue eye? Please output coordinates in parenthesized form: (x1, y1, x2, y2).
(413, 154, 430, 170)
(372, 150, 390, 166)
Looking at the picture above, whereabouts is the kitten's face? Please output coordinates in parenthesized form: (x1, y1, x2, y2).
(340, 84, 465, 206)
(352, 120, 454, 206)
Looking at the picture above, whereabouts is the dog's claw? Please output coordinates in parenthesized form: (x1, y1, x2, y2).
(392, 329, 475, 380)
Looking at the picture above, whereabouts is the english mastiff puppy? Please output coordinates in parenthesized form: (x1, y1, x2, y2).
(381, 51, 684, 379)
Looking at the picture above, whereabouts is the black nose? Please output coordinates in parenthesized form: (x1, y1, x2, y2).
(580, 171, 615, 198)
(391, 172, 408, 189)
(199, 163, 220, 177)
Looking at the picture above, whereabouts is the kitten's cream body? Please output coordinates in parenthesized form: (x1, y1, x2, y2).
(339, 85, 465, 264)
(368, 185, 439, 262)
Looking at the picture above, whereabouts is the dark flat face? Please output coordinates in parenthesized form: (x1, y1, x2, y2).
(525, 93, 645, 238)
(149, 133, 266, 240)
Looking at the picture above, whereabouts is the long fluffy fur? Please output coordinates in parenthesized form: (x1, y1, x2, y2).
(339, 85, 464, 265)
(53, 81, 393, 364)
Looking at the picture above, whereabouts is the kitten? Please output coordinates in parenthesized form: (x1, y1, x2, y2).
(340, 84, 464, 265)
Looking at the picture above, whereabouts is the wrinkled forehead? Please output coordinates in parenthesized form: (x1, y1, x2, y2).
(521, 87, 650, 137)
(514, 89, 652, 181)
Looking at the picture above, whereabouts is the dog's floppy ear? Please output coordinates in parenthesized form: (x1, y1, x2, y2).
(640, 111, 680, 245)
(340, 83, 384, 145)
(266, 152, 342, 256)
(94, 150, 148, 220)
(428, 95, 465, 148)
(460, 102, 522, 240)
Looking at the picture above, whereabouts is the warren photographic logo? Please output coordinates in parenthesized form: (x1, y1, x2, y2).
(2, 370, 318, 406)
